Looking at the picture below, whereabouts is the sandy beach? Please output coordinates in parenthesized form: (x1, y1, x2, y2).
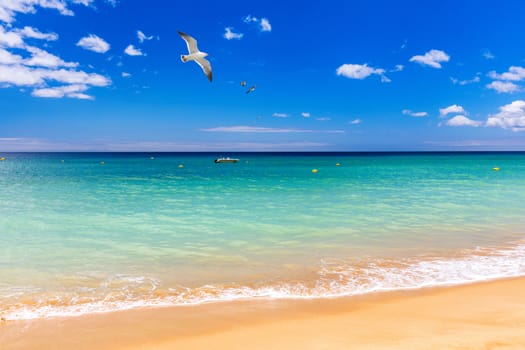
(2, 277, 525, 350)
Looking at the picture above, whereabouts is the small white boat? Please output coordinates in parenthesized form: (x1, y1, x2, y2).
(214, 157, 239, 163)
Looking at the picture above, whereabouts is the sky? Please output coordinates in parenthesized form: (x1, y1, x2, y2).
(1, 0, 525, 152)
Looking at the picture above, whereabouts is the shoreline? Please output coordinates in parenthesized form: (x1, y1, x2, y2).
(3, 277, 525, 349)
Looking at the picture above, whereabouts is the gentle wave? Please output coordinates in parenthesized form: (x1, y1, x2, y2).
(2, 241, 525, 321)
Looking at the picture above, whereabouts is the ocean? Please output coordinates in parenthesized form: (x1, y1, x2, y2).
(1, 152, 524, 320)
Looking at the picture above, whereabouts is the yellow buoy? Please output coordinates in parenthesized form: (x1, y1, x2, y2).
(61, 160, 65, 163)
(178, 164, 184, 168)
(0, 157, 5, 161)
(312, 168, 318, 173)
(493, 167, 500, 171)
(100, 161, 105, 165)
(335, 163, 341, 166)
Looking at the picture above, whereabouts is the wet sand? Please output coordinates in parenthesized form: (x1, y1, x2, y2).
(2, 277, 525, 349)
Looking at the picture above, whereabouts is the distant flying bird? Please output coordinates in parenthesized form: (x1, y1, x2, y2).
(178, 31, 212, 82)
(240, 81, 247, 86)
(246, 85, 256, 94)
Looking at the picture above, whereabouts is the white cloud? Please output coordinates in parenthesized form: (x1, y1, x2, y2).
(273, 112, 289, 118)
(0, 2, 109, 99)
(31, 84, 93, 100)
(336, 63, 386, 80)
(402, 109, 428, 117)
(439, 104, 465, 117)
(243, 15, 272, 32)
(0, 47, 22, 64)
(17, 26, 58, 40)
(488, 66, 525, 81)
(486, 100, 525, 131)
(124, 44, 143, 56)
(137, 30, 154, 43)
(77, 34, 110, 53)
(445, 115, 481, 127)
(391, 64, 404, 72)
(25, 46, 78, 68)
(409, 49, 450, 68)
(486, 81, 520, 94)
(121, 72, 130, 78)
(0, 25, 24, 47)
(223, 27, 243, 40)
(316, 117, 330, 121)
(260, 18, 271, 32)
(301, 112, 311, 118)
(450, 75, 480, 85)
(202, 126, 344, 133)
(0, 0, 91, 23)
(350, 118, 361, 124)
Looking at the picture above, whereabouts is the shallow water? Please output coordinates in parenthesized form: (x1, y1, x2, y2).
(1, 152, 524, 319)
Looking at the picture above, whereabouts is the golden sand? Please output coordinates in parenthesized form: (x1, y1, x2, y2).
(2, 277, 525, 349)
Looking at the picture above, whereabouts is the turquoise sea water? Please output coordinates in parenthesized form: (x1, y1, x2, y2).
(1, 152, 525, 320)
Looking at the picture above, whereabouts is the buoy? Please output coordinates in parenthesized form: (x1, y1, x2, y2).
(61, 160, 64, 163)
(312, 168, 318, 173)
(178, 164, 184, 168)
(150, 156, 155, 160)
(0, 157, 5, 161)
(493, 167, 500, 171)
(335, 163, 341, 166)
(100, 161, 105, 165)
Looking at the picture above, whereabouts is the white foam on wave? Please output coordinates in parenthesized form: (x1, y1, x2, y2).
(2, 241, 525, 321)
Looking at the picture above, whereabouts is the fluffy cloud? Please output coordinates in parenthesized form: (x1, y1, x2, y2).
(0, 47, 23, 64)
(32, 84, 93, 99)
(486, 81, 520, 94)
(488, 66, 525, 81)
(350, 119, 362, 124)
(445, 115, 481, 127)
(409, 49, 450, 68)
(137, 30, 154, 43)
(121, 72, 130, 78)
(301, 112, 311, 118)
(243, 15, 272, 32)
(17, 26, 58, 40)
(0, 25, 24, 47)
(0, 2, 109, 99)
(124, 44, 143, 56)
(336, 63, 387, 81)
(273, 112, 289, 118)
(25, 46, 78, 67)
(77, 34, 110, 53)
(402, 109, 428, 117)
(486, 100, 525, 131)
(439, 104, 465, 117)
(223, 27, 243, 40)
(0, 0, 91, 23)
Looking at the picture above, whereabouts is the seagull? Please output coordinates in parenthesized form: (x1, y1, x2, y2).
(178, 31, 212, 82)
(246, 85, 256, 94)
(240, 81, 247, 86)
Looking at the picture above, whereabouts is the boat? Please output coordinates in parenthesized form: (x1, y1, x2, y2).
(214, 157, 239, 163)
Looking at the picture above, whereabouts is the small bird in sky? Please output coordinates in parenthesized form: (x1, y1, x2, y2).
(240, 81, 247, 86)
(246, 85, 256, 94)
(178, 31, 212, 82)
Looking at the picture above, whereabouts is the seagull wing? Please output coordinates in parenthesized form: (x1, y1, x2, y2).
(178, 31, 199, 54)
(194, 56, 213, 82)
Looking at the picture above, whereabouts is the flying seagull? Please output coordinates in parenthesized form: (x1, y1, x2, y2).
(246, 85, 256, 94)
(240, 81, 247, 86)
(178, 31, 212, 82)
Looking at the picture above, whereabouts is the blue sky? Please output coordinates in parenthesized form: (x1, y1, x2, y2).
(1, 0, 525, 151)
